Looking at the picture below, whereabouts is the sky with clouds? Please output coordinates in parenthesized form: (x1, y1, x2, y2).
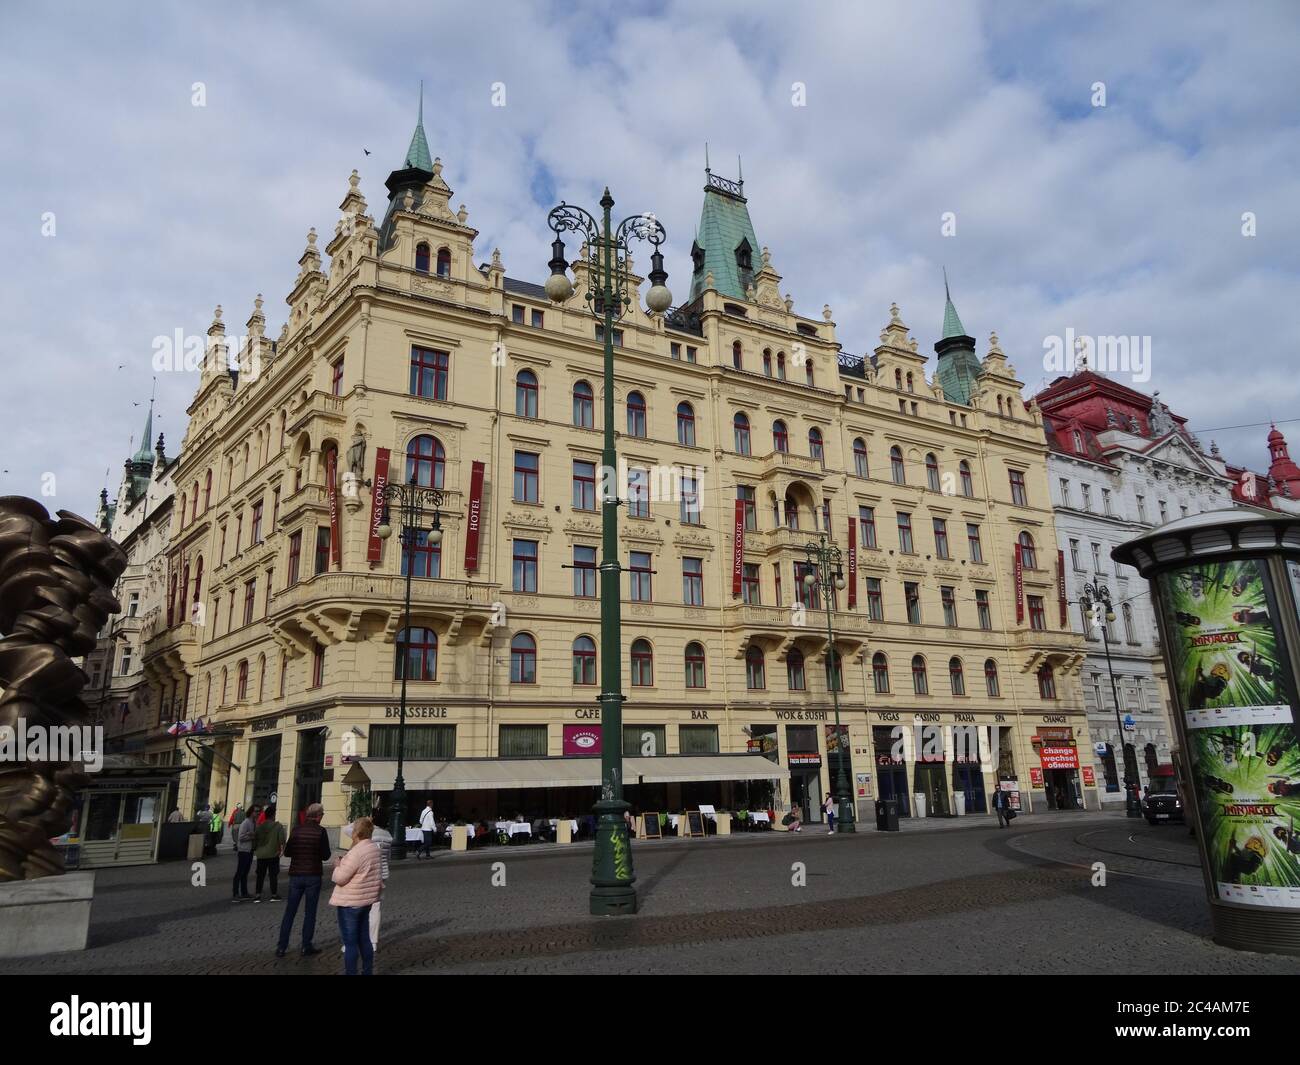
(2, 0, 1297, 517)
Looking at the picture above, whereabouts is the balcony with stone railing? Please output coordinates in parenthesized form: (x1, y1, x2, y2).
(757, 449, 827, 483)
(273, 571, 499, 615)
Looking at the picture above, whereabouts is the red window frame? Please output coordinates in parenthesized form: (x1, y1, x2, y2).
(510, 634, 537, 684)
(631, 639, 654, 686)
(572, 636, 596, 685)
(397, 627, 438, 681)
(410, 346, 449, 399)
(406, 435, 445, 489)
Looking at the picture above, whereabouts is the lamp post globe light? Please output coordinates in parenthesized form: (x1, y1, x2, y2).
(545, 189, 670, 915)
(375, 477, 445, 859)
(1079, 579, 1142, 817)
(802, 534, 855, 832)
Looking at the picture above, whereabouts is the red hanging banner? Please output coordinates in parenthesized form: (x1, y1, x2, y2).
(1014, 543, 1024, 623)
(464, 460, 486, 572)
(732, 498, 745, 597)
(847, 517, 857, 608)
(326, 449, 341, 569)
(1057, 549, 1067, 628)
(367, 447, 391, 563)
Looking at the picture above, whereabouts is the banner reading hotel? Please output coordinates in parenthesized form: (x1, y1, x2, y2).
(464, 460, 485, 572)
(1014, 542, 1024, 623)
(1159, 557, 1300, 908)
(732, 498, 744, 597)
(847, 518, 857, 608)
(1057, 549, 1067, 627)
(366, 447, 390, 563)
(326, 449, 341, 569)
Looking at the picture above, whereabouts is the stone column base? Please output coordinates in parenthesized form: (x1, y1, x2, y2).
(0, 872, 95, 958)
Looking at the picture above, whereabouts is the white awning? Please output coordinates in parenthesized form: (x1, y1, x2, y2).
(342, 754, 787, 791)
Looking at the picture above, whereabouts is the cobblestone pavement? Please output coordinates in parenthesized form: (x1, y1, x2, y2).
(8, 811, 1295, 975)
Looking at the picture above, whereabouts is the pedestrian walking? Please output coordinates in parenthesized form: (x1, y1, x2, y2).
(276, 802, 331, 958)
(253, 804, 287, 902)
(340, 815, 391, 953)
(418, 799, 435, 859)
(823, 793, 836, 833)
(167, 807, 183, 823)
(232, 803, 260, 901)
(206, 803, 224, 856)
(330, 817, 383, 976)
(993, 787, 1008, 828)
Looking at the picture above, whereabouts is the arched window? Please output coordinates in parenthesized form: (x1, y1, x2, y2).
(808, 427, 824, 463)
(396, 627, 438, 681)
(1018, 531, 1037, 570)
(732, 340, 743, 370)
(192, 557, 203, 608)
(906, 371, 914, 393)
(853, 438, 869, 478)
(997, 396, 1004, 416)
(685, 641, 706, 688)
(205, 673, 212, 713)
(181, 562, 190, 615)
(772, 420, 789, 453)
(677, 402, 696, 446)
(805, 361, 814, 387)
(745, 645, 766, 690)
(515, 369, 538, 418)
(627, 391, 647, 437)
(872, 652, 890, 693)
(510, 633, 537, 684)
(912, 654, 929, 695)
(203, 469, 212, 510)
(949, 657, 965, 696)
(762, 349, 772, 376)
(191, 481, 199, 522)
(221, 666, 228, 704)
(179, 493, 187, 528)
(436, 247, 451, 277)
(926, 453, 940, 491)
(257, 653, 266, 702)
(776, 351, 786, 380)
(1122, 603, 1135, 642)
(959, 460, 973, 497)
(572, 636, 596, 685)
(1037, 663, 1056, 699)
(894, 368, 902, 389)
(572, 381, 594, 428)
(890, 446, 906, 484)
(415, 242, 430, 273)
(631, 638, 654, 686)
(787, 649, 806, 691)
(406, 434, 445, 489)
(984, 659, 1001, 697)
(733, 412, 751, 455)
(237, 659, 249, 701)
(1073, 429, 1085, 453)
(785, 493, 799, 530)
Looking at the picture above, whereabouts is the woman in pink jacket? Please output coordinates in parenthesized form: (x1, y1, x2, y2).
(330, 816, 383, 975)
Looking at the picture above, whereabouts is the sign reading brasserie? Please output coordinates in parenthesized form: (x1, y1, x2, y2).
(383, 705, 448, 718)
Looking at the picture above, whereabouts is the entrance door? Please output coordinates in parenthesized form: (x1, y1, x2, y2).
(293, 728, 326, 821)
(877, 763, 911, 816)
(1045, 769, 1079, 809)
(953, 763, 987, 813)
(914, 762, 950, 816)
(790, 771, 823, 822)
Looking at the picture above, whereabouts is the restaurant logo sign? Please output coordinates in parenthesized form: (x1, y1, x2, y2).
(563, 724, 602, 756)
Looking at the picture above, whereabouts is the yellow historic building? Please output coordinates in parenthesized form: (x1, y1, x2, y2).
(144, 113, 1094, 828)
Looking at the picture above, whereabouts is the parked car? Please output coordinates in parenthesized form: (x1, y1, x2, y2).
(1142, 788, 1185, 825)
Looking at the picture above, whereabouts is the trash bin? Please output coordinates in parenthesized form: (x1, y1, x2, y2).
(954, 792, 966, 816)
(874, 799, 899, 832)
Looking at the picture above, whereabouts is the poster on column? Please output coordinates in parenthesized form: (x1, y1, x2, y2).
(1158, 557, 1300, 908)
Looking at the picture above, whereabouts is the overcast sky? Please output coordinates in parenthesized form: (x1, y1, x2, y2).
(3, 0, 1298, 517)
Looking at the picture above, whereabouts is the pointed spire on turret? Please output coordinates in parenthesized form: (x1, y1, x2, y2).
(405, 81, 433, 172)
(934, 270, 980, 404)
(688, 155, 761, 303)
(941, 267, 967, 339)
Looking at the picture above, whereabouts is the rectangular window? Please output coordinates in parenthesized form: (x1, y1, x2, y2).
(512, 540, 538, 593)
(1069, 538, 1081, 570)
(630, 551, 652, 601)
(624, 725, 666, 757)
(250, 501, 263, 545)
(933, 518, 950, 559)
(1009, 469, 1028, 506)
(941, 586, 958, 627)
(1081, 484, 1092, 511)
(572, 460, 596, 511)
(865, 577, 884, 621)
(401, 530, 442, 579)
(858, 506, 877, 549)
(271, 488, 280, 530)
(265, 569, 273, 616)
(499, 725, 548, 758)
(1028, 595, 1047, 631)
(127, 592, 140, 617)
(1102, 487, 1112, 515)
(897, 512, 914, 554)
(1136, 495, 1147, 522)
(738, 486, 757, 531)
(511, 304, 525, 324)
(573, 546, 596, 598)
(514, 451, 539, 503)
(1059, 478, 1071, 507)
(243, 579, 256, 626)
(773, 563, 782, 607)
(680, 475, 702, 525)
(1091, 542, 1102, 571)
(531, 309, 544, 328)
(627, 467, 650, 518)
(682, 557, 704, 606)
(741, 563, 761, 605)
(670, 342, 681, 360)
(905, 581, 921, 624)
(686, 346, 697, 363)
(976, 589, 992, 630)
(235, 514, 243, 553)
(311, 643, 324, 688)
(679, 724, 719, 755)
(314, 527, 331, 574)
(967, 523, 983, 563)
(370, 725, 455, 759)
(330, 357, 344, 397)
(595, 325, 624, 347)
(409, 346, 449, 399)
(794, 562, 820, 609)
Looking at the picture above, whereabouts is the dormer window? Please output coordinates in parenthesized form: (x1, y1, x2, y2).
(1073, 429, 1085, 454)
(735, 238, 753, 272)
(415, 242, 430, 273)
(691, 241, 705, 274)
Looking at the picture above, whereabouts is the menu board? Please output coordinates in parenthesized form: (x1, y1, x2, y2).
(1159, 557, 1300, 908)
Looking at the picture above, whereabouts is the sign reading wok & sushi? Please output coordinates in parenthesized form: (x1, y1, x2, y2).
(1115, 509, 1300, 955)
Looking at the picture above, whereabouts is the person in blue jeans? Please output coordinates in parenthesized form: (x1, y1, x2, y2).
(276, 802, 331, 958)
(330, 817, 383, 976)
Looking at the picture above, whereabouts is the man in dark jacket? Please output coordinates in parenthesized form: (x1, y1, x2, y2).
(992, 788, 1008, 828)
(276, 802, 331, 957)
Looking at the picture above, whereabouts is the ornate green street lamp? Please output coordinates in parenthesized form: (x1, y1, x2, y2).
(802, 534, 855, 832)
(376, 477, 445, 860)
(545, 190, 671, 915)
(1079, 579, 1142, 817)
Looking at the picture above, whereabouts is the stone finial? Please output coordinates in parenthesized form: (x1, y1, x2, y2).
(349, 169, 360, 191)
(457, 204, 468, 224)
(1211, 439, 1221, 457)
(988, 330, 1002, 355)
(155, 433, 166, 464)
(822, 303, 833, 322)
(784, 294, 793, 312)
(704, 270, 715, 290)
(761, 245, 772, 268)
(432, 157, 443, 178)
(307, 227, 317, 247)
(889, 302, 901, 324)
(254, 294, 264, 314)
(491, 247, 503, 270)
(209, 305, 225, 333)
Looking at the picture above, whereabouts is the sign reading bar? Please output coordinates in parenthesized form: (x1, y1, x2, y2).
(1014, 542, 1024, 623)
(326, 449, 341, 569)
(464, 460, 486, 572)
(847, 517, 857, 608)
(367, 447, 390, 563)
(732, 498, 745, 597)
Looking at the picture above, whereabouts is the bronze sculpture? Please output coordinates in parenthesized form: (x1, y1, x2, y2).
(0, 498, 126, 881)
